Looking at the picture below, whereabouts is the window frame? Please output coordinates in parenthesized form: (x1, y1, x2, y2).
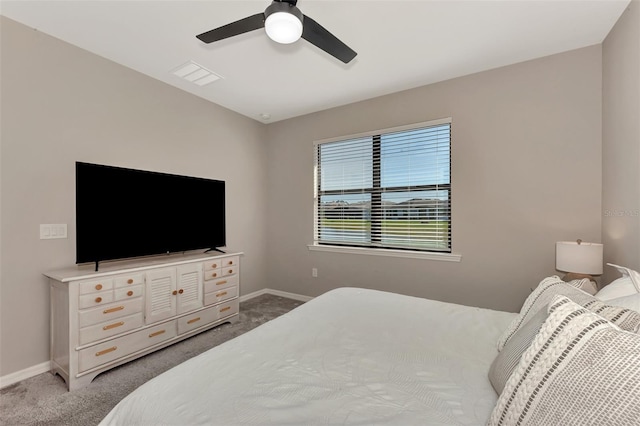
(312, 118, 456, 259)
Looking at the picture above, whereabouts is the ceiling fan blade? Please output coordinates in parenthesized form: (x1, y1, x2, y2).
(197, 13, 265, 44)
(301, 15, 356, 64)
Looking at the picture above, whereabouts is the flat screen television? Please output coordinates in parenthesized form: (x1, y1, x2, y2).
(76, 162, 225, 268)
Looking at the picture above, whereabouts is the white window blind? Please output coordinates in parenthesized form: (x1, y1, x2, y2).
(314, 119, 451, 252)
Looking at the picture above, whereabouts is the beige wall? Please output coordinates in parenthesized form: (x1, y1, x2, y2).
(266, 46, 603, 313)
(602, 1, 640, 283)
(3, 10, 630, 380)
(0, 17, 269, 376)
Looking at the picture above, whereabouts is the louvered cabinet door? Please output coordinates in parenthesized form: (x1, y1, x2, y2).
(176, 263, 203, 315)
(145, 268, 177, 324)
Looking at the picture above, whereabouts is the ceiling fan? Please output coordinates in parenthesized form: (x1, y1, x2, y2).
(196, 0, 357, 64)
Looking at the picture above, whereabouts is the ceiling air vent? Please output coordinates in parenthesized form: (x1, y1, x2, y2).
(172, 61, 222, 86)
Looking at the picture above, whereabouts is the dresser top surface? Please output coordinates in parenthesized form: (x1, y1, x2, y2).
(45, 251, 243, 282)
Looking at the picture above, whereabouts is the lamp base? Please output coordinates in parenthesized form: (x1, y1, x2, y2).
(562, 272, 596, 282)
(562, 273, 599, 295)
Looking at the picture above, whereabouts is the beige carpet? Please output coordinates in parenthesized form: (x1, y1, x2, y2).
(0, 294, 303, 426)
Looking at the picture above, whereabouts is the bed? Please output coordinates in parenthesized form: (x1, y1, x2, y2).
(101, 287, 514, 425)
(101, 280, 640, 426)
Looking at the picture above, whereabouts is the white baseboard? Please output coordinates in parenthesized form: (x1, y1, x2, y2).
(1, 288, 312, 388)
(239, 288, 313, 303)
(262, 288, 314, 302)
(238, 288, 270, 302)
(0, 361, 50, 389)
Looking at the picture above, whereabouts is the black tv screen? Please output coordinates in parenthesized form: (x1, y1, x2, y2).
(76, 162, 225, 265)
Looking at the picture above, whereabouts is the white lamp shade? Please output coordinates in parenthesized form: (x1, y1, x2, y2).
(265, 12, 303, 44)
(556, 241, 603, 275)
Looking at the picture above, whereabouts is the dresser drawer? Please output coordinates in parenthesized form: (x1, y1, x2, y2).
(217, 299, 239, 319)
(78, 298, 143, 328)
(203, 260, 223, 272)
(143, 321, 178, 346)
(79, 278, 114, 295)
(114, 285, 142, 301)
(78, 320, 177, 372)
(79, 312, 144, 346)
(222, 266, 238, 277)
(177, 306, 218, 335)
(222, 256, 239, 268)
(203, 268, 223, 281)
(203, 274, 238, 293)
(204, 285, 237, 306)
(78, 341, 127, 373)
(114, 273, 144, 288)
(79, 291, 114, 310)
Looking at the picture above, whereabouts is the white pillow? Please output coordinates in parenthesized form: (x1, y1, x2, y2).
(607, 293, 640, 312)
(595, 263, 640, 300)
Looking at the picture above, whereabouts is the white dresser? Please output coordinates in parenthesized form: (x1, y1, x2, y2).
(45, 252, 241, 391)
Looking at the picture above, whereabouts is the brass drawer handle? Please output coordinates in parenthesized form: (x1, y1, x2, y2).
(228, 269, 233, 274)
(216, 291, 228, 298)
(227, 260, 233, 265)
(178, 289, 184, 294)
(187, 317, 201, 325)
(172, 290, 178, 296)
(211, 272, 218, 278)
(95, 284, 103, 291)
(127, 279, 134, 284)
(216, 280, 228, 286)
(149, 330, 166, 338)
(211, 263, 218, 268)
(127, 291, 134, 297)
(220, 306, 231, 313)
(95, 297, 102, 303)
(103, 306, 124, 314)
(103, 321, 124, 331)
(96, 346, 117, 357)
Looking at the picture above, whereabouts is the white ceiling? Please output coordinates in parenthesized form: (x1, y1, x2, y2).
(0, 0, 630, 123)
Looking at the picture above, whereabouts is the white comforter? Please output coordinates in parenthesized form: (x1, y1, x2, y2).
(101, 288, 515, 425)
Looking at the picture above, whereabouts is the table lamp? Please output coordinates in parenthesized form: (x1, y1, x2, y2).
(556, 239, 603, 282)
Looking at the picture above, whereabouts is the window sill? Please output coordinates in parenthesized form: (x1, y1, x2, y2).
(307, 243, 462, 262)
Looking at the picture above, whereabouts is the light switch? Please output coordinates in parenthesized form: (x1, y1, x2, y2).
(40, 224, 68, 239)
(40, 225, 51, 239)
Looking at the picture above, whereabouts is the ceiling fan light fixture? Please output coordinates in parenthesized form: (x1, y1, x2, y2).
(265, 11, 302, 44)
(196, 0, 357, 63)
(264, 2, 303, 44)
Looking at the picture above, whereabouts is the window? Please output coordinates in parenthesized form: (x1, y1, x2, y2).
(314, 118, 451, 253)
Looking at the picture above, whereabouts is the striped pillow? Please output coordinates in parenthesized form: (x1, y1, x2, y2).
(582, 299, 640, 332)
(566, 277, 597, 295)
(490, 291, 640, 395)
(488, 308, 549, 394)
(497, 276, 595, 351)
(488, 295, 640, 426)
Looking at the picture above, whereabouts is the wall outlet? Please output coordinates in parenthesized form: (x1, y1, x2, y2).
(312, 268, 318, 278)
(40, 224, 67, 239)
